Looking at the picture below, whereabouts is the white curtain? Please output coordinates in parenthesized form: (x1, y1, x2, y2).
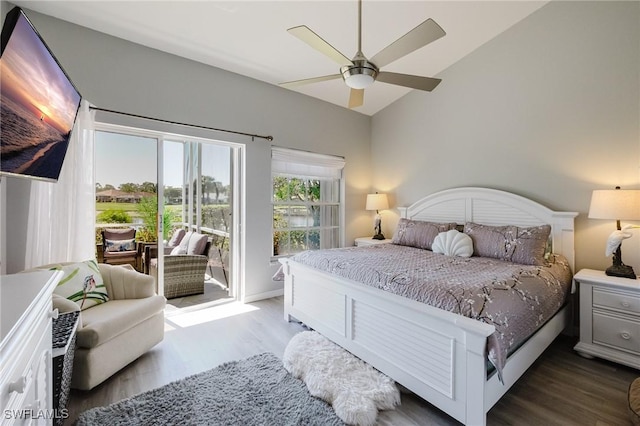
(25, 100, 96, 268)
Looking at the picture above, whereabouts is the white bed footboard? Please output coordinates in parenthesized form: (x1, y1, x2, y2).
(281, 259, 495, 424)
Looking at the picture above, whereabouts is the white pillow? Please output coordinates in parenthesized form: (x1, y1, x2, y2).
(432, 230, 473, 258)
(170, 245, 187, 255)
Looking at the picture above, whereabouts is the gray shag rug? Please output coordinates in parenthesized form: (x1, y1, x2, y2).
(75, 353, 344, 426)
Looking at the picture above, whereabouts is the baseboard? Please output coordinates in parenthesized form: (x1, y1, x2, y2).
(243, 288, 284, 303)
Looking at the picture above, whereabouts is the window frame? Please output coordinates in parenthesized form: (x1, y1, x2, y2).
(271, 147, 345, 257)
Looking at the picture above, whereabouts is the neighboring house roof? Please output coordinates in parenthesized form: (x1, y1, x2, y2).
(96, 190, 155, 201)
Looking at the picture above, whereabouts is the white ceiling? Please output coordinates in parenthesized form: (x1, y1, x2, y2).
(13, 1, 548, 116)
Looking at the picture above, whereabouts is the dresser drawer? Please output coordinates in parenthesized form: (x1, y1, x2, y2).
(593, 288, 640, 315)
(593, 312, 640, 354)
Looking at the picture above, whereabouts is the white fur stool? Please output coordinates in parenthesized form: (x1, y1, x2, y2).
(283, 331, 400, 426)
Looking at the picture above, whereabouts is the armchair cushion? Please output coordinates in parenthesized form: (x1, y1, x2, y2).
(77, 296, 166, 348)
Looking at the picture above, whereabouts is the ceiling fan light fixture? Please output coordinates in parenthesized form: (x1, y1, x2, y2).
(344, 73, 374, 89)
(341, 59, 378, 89)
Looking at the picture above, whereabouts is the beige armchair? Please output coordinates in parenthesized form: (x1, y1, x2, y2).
(51, 263, 165, 390)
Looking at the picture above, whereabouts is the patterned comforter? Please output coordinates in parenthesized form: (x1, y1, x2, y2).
(288, 244, 573, 380)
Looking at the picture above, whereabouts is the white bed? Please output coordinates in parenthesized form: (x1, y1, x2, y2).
(279, 187, 578, 426)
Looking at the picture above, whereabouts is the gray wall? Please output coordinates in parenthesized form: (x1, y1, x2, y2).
(2, 5, 373, 300)
(371, 1, 640, 273)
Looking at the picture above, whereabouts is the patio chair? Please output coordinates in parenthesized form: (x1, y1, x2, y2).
(148, 231, 211, 299)
(101, 228, 138, 269)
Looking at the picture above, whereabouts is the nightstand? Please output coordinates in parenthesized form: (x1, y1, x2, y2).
(354, 237, 392, 247)
(573, 269, 640, 369)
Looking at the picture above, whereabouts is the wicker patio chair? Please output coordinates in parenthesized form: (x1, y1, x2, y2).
(148, 239, 211, 299)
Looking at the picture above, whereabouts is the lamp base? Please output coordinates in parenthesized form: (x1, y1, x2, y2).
(605, 263, 637, 279)
(372, 233, 386, 240)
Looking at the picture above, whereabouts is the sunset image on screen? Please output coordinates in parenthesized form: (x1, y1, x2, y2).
(0, 11, 81, 179)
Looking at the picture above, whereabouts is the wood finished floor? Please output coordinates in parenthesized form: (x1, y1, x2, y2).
(66, 295, 638, 425)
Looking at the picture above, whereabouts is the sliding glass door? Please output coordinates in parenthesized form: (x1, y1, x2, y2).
(95, 124, 241, 301)
(164, 139, 235, 294)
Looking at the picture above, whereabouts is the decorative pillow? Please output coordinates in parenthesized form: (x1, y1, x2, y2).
(432, 230, 473, 257)
(187, 232, 209, 255)
(392, 219, 458, 250)
(463, 222, 551, 266)
(46, 260, 109, 310)
(167, 229, 186, 248)
(104, 238, 136, 253)
(176, 231, 193, 253)
(170, 245, 187, 255)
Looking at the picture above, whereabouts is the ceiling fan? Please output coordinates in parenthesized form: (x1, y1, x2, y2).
(280, 0, 446, 109)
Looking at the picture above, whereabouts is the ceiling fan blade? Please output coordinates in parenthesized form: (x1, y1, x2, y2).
(371, 18, 445, 68)
(377, 72, 442, 91)
(348, 88, 364, 108)
(288, 25, 353, 66)
(280, 74, 342, 89)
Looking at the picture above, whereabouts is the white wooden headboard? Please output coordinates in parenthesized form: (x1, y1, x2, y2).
(397, 187, 579, 271)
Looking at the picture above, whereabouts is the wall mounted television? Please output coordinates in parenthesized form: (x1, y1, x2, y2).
(0, 6, 82, 182)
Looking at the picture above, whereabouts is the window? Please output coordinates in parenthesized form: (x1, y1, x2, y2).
(272, 147, 345, 256)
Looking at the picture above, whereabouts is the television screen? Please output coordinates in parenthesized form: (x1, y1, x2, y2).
(0, 7, 81, 182)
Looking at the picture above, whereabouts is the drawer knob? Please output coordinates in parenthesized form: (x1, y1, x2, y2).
(49, 308, 59, 319)
(621, 301, 631, 308)
(8, 377, 26, 394)
(621, 331, 632, 340)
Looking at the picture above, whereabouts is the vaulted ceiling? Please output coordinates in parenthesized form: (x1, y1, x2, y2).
(13, 1, 547, 115)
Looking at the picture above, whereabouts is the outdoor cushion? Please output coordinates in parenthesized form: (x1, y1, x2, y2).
(168, 229, 186, 247)
(187, 232, 209, 255)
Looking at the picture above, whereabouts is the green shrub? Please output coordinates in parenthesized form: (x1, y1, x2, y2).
(137, 196, 177, 242)
(97, 209, 132, 224)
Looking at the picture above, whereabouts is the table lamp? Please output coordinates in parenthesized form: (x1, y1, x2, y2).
(588, 186, 640, 279)
(366, 193, 389, 240)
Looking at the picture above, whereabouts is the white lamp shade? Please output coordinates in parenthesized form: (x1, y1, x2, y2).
(366, 193, 389, 211)
(345, 74, 375, 89)
(588, 189, 640, 220)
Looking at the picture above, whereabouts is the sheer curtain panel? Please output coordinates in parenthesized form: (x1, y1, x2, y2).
(25, 100, 96, 268)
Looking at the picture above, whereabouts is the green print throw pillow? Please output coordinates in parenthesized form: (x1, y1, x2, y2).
(49, 260, 109, 310)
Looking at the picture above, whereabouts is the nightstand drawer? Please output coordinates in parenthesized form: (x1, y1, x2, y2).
(593, 312, 640, 354)
(593, 288, 640, 315)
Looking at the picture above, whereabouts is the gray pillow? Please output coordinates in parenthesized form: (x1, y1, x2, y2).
(392, 219, 458, 250)
(463, 222, 551, 266)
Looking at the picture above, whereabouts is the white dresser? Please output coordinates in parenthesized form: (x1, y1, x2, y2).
(573, 268, 640, 369)
(1, 270, 63, 425)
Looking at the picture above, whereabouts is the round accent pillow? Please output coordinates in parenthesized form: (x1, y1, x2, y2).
(630, 377, 640, 426)
(432, 230, 473, 258)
